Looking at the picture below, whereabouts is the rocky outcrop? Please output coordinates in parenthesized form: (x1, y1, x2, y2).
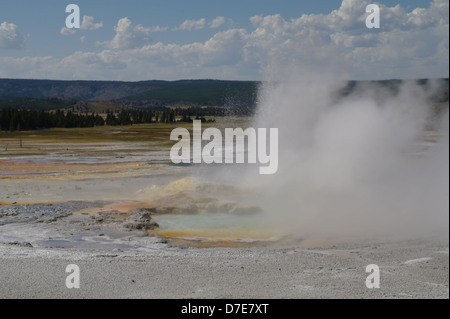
(124, 211, 159, 231)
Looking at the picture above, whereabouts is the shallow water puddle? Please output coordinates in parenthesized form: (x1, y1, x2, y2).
(150, 212, 283, 247)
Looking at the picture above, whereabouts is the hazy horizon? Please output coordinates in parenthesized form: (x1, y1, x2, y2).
(1, 76, 449, 83)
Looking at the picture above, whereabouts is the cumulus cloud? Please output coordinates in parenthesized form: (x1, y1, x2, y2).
(81, 16, 103, 31)
(0, 22, 25, 49)
(98, 17, 151, 50)
(245, 0, 449, 80)
(210, 16, 226, 28)
(0, 56, 58, 78)
(60, 27, 76, 36)
(61, 16, 103, 35)
(149, 26, 169, 32)
(0, 0, 448, 80)
(175, 18, 207, 31)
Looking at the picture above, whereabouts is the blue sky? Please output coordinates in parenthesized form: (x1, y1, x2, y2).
(0, 0, 447, 81)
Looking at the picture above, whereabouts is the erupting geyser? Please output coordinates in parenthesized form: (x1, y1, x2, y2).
(247, 67, 449, 241)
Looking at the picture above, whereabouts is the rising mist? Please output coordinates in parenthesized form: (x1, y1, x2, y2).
(247, 68, 449, 241)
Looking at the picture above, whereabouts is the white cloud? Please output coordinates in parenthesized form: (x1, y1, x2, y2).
(98, 17, 151, 50)
(0, 56, 58, 78)
(210, 16, 226, 29)
(175, 18, 206, 31)
(81, 16, 103, 31)
(60, 27, 76, 36)
(245, 0, 449, 80)
(0, 22, 25, 49)
(61, 16, 103, 36)
(0, 0, 448, 81)
(149, 26, 169, 32)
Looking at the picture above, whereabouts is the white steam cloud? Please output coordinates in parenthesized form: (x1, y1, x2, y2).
(246, 67, 449, 242)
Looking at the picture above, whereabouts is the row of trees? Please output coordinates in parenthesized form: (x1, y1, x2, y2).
(171, 106, 254, 117)
(106, 109, 214, 125)
(0, 109, 105, 131)
(0, 108, 217, 132)
(105, 109, 175, 125)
